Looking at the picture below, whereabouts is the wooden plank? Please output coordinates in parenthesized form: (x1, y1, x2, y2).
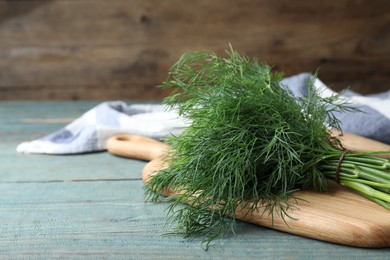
(0, 0, 389, 100)
(1, 181, 389, 258)
(0, 143, 145, 183)
(0, 101, 103, 142)
(1, 101, 390, 257)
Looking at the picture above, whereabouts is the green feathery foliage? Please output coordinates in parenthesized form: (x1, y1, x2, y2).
(145, 46, 390, 249)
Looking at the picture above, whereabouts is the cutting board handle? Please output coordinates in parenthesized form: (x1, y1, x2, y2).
(106, 134, 168, 161)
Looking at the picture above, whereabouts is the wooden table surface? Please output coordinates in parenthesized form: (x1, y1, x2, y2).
(1, 101, 389, 259)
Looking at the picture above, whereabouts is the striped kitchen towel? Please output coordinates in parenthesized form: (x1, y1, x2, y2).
(16, 102, 190, 154)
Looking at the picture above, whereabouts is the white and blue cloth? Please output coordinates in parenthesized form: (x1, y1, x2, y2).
(17, 73, 390, 154)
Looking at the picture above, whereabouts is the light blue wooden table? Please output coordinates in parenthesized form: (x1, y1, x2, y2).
(1, 101, 389, 259)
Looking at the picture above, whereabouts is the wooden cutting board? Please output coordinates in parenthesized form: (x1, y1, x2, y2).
(107, 131, 390, 248)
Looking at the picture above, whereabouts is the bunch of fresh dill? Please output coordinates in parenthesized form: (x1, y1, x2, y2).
(146, 47, 390, 248)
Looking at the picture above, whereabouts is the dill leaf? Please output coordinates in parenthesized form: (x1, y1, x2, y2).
(145, 47, 390, 248)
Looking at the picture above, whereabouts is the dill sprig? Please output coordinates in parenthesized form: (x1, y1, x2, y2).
(145, 47, 390, 249)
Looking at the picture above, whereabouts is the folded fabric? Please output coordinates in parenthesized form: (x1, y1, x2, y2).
(17, 73, 390, 154)
(16, 102, 190, 154)
(281, 73, 390, 145)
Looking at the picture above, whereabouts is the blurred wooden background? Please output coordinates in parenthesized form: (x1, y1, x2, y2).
(0, 0, 389, 100)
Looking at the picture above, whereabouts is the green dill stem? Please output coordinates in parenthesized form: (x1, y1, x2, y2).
(320, 151, 390, 205)
(322, 165, 390, 184)
(341, 177, 390, 189)
(326, 158, 390, 170)
(340, 179, 390, 203)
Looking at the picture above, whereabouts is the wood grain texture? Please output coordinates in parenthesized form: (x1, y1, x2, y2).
(1, 101, 390, 258)
(0, 0, 389, 100)
(239, 181, 390, 248)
